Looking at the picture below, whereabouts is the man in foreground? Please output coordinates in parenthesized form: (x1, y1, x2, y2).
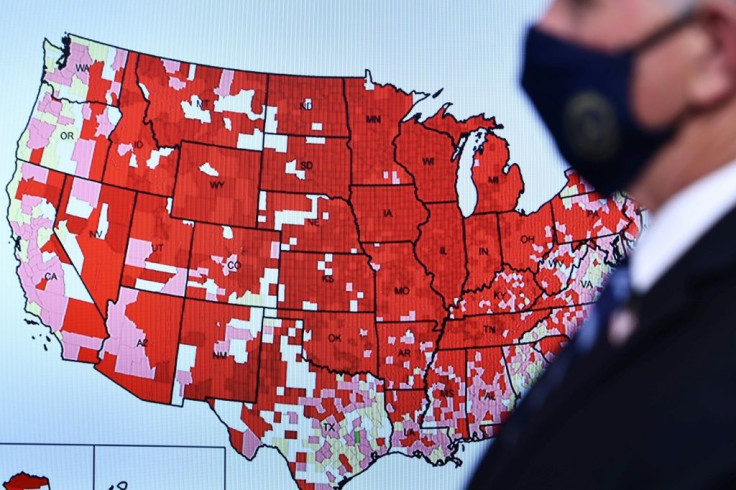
(468, 0, 736, 488)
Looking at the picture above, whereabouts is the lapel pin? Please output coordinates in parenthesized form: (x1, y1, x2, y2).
(607, 307, 639, 347)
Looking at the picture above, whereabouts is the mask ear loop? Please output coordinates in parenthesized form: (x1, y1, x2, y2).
(626, 9, 700, 133)
(629, 9, 697, 56)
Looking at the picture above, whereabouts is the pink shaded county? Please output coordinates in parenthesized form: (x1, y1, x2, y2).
(503, 344, 548, 397)
(69, 177, 101, 209)
(95, 111, 117, 137)
(215, 70, 234, 97)
(59, 330, 105, 361)
(467, 348, 516, 435)
(160, 269, 188, 296)
(45, 42, 93, 88)
(101, 288, 156, 379)
(169, 77, 186, 91)
(70, 138, 95, 179)
(385, 399, 455, 460)
(38, 91, 63, 118)
(21, 163, 49, 184)
(25, 119, 56, 150)
(242, 429, 263, 460)
(124, 238, 154, 268)
(117, 143, 133, 156)
(10, 206, 69, 332)
(162, 59, 181, 74)
(175, 370, 193, 398)
(214, 320, 258, 356)
(112, 48, 127, 71)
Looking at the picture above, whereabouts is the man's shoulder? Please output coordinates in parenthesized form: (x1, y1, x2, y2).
(469, 205, 736, 490)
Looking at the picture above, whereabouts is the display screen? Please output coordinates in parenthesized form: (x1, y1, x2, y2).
(0, 2, 642, 489)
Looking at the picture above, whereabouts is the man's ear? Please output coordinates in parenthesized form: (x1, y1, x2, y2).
(689, 0, 736, 109)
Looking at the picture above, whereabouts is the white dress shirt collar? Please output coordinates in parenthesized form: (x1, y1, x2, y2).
(630, 159, 736, 294)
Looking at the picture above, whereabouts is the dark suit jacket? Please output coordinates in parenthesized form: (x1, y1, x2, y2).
(467, 205, 736, 489)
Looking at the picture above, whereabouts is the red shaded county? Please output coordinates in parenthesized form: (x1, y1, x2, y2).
(226, 318, 305, 442)
(256, 192, 361, 253)
(377, 321, 438, 390)
(104, 52, 179, 196)
(551, 193, 633, 244)
(122, 194, 194, 296)
(442, 308, 550, 350)
(559, 169, 597, 196)
(55, 178, 135, 313)
(186, 224, 280, 305)
(385, 389, 429, 438)
(281, 310, 377, 375)
(14, 165, 66, 207)
(61, 296, 108, 362)
(178, 300, 262, 402)
(623, 199, 644, 242)
(351, 185, 428, 243)
(136, 54, 267, 147)
(426, 349, 469, 439)
(3, 472, 50, 490)
(423, 107, 497, 144)
(416, 203, 467, 307)
(535, 335, 568, 361)
(38, 230, 72, 264)
(96, 289, 183, 404)
(535, 242, 585, 296)
(550, 305, 587, 337)
(278, 252, 375, 313)
(535, 286, 592, 313)
(464, 212, 503, 291)
(344, 76, 414, 185)
(366, 242, 446, 323)
(454, 266, 543, 318)
(498, 202, 555, 273)
(339, 454, 354, 474)
(261, 136, 350, 198)
(395, 118, 458, 203)
(472, 133, 524, 214)
(267, 75, 348, 137)
(172, 141, 260, 228)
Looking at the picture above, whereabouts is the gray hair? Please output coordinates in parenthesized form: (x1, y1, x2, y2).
(661, 0, 700, 12)
(662, 0, 735, 12)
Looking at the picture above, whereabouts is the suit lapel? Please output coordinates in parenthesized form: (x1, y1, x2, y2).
(496, 204, 736, 466)
(554, 203, 736, 418)
(632, 203, 736, 340)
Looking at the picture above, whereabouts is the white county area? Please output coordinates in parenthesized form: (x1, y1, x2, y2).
(94, 446, 224, 490)
(0, 1, 557, 489)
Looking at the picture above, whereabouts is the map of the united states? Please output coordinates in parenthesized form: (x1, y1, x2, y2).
(8, 34, 642, 489)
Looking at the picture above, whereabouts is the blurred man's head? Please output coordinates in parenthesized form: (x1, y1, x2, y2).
(523, 0, 736, 210)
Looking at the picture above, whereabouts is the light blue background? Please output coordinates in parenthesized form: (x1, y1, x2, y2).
(0, 1, 560, 489)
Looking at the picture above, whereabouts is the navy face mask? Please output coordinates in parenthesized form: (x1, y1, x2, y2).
(521, 14, 694, 195)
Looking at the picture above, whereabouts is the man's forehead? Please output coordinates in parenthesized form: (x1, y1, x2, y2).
(564, 0, 675, 13)
(566, 0, 695, 13)
(542, 0, 683, 50)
